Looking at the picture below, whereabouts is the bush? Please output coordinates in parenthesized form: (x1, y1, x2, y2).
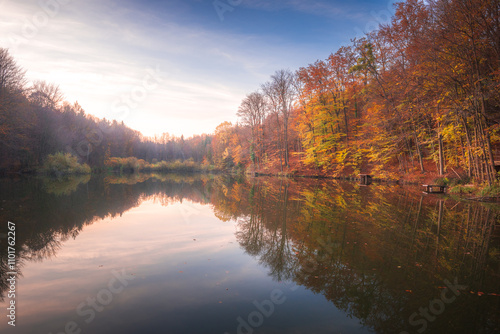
(479, 183, 500, 197)
(448, 184, 476, 194)
(104, 157, 146, 173)
(41, 152, 91, 176)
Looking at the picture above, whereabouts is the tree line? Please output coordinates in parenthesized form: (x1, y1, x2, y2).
(0, 49, 212, 174)
(213, 0, 500, 183)
(1, 0, 499, 183)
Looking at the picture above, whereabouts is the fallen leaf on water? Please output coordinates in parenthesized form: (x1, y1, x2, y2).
(405, 290, 413, 293)
(179, 271, 183, 273)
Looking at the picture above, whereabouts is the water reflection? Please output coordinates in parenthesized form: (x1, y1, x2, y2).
(0, 175, 498, 333)
(232, 179, 500, 333)
(0, 174, 214, 301)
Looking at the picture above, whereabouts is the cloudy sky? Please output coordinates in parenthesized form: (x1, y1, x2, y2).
(0, 0, 397, 137)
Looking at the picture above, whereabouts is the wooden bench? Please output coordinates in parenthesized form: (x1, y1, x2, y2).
(422, 184, 446, 194)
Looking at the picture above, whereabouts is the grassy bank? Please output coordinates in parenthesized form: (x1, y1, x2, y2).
(104, 157, 216, 174)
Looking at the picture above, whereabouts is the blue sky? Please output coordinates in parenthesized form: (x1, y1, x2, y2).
(0, 0, 397, 137)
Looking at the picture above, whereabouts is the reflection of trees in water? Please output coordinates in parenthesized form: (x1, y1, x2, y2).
(0, 175, 498, 332)
(230, 179, 500, 333)
(0, 174, 216, 301)
(41, 174, 91, 196)
(235, 181, 302, 281)
(23, 233, 63, 262)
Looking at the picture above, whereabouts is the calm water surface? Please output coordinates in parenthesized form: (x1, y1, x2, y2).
(0, 174, 498, 334)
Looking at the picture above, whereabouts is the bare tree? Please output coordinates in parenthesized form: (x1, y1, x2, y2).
(0, 48, 26, 96)
(237, 91, 268, 166)
(261, 69, 298, 168)
(29, 80, 64, 109)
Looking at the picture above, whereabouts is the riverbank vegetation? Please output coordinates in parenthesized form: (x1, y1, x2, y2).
(0, 0, 498, 190)
(40, 152, 91, 176)
(104, 157, 213, 174)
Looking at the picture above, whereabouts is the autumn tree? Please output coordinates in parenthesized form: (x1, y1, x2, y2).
(212, 121, 236, 170)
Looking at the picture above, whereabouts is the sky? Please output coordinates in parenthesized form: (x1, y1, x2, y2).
(0, 0, 398, 138)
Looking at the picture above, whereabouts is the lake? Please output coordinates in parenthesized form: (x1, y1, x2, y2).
(0, 174, 499, 334)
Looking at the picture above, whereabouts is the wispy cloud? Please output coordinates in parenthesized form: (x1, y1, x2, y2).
(0, 0, 386, 137)
(241, 0, 365, 19)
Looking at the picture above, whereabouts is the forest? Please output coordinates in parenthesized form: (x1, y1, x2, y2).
(218, 0, 500, 185)
(0, 49, 212, 174)
(1, 0, 499, 186)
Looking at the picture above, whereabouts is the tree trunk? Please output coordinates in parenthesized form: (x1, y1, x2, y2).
(486, 131, 497, 180)
(275, 113, 283, 172)
(414, 132, 425, 173)
(283, 115, 289, 168)
(438, 133, 444, 176)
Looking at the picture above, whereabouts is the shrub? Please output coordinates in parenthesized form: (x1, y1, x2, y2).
(479, 183, 500, 197)
(41, 152, 91, 176)
(104, 157, 146, 173)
